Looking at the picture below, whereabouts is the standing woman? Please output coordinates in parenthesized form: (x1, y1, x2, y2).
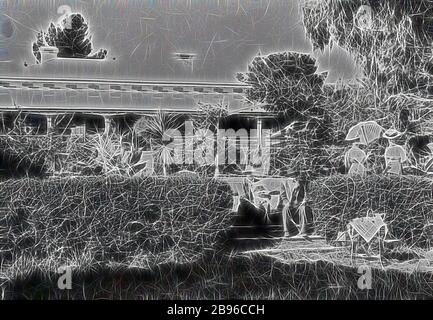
(345, 143, 368, 176)
(383, 128, 407, 175)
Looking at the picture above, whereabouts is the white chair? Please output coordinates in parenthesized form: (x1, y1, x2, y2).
(347, 211, 388, 266)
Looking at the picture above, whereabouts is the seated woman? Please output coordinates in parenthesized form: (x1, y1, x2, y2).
(236, 177, 283, 225)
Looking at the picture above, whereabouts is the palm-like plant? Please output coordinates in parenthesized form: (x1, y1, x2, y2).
(134, 111, 181, 176)
(91, 132, 133, 176)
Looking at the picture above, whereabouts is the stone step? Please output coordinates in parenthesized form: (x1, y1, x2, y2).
(230, 224, 283, 229)
(226, 237, 281, 251)
(228, 226, 284, 239)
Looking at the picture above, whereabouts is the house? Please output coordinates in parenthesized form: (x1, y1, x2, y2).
(0, 76, 277, 173)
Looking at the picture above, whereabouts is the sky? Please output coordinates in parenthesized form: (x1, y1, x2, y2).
(0, 0, 361, 83)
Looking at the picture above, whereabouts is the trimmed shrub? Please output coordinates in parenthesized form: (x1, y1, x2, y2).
(0, 176, 234, 281)
(309, 174, 433, 247)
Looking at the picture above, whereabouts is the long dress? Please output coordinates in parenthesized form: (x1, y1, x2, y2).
(349, 162, 366, 176)
(345, 145, 367, 176)
(385, 144, 407, 175)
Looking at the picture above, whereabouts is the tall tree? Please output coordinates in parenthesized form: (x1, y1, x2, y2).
(303, 0, 433, 95)
(237, 51, 327, 120)
(238, 51, 335, 178)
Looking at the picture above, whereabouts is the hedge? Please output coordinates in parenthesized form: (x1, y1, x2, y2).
(0, 176, 234, 281)
(309, 174, 433, 247)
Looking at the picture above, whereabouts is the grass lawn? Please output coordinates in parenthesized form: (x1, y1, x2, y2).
(3, 239, 433, 300)
(1, 176, 432, 299)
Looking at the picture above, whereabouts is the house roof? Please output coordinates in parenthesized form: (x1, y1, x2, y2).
(0, 76, 256, 115)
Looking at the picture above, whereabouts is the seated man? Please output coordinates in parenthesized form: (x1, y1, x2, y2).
(280, 179, 314, 237)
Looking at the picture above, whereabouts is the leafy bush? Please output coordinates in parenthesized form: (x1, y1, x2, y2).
(309, 174, 433, 247)
(0, 135, 65, 177)
(269, 80, 433, 178)
(0, 133, 151, 177)
(0, 176, 234, 283)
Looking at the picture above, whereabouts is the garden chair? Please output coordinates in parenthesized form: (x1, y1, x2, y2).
(224, 177, 251, 212)
(334, 231, 350, 247)
(347, 211, 388, 266)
